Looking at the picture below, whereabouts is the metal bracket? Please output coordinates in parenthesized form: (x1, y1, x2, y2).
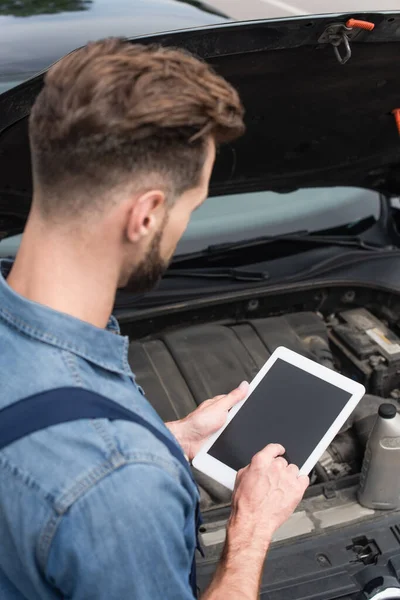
(318, 22, 357, 44)
(347, 535, 380, 566)
(322, 482, 337, 499)
(332, 33, 352, 65)
(318, 23, 356, 65)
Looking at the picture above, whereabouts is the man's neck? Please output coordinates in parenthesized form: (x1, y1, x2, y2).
(7, 217, 119, 329)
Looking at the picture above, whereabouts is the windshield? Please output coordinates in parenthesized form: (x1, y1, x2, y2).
(175, 186, 380, 255)
(0, 186, 380, 258)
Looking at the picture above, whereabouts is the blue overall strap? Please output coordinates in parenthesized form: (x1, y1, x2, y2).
(0, 387, 202, 598)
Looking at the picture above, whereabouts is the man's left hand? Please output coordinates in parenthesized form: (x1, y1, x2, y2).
(166, 381, 249, 461)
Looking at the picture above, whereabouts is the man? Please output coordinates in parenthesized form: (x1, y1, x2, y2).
(0, 38, 308, 599)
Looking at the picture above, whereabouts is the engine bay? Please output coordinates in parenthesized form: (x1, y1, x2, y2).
(127, 302, 400, 513)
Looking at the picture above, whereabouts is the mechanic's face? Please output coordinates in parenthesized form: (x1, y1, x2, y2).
(122, 139, 215, 294)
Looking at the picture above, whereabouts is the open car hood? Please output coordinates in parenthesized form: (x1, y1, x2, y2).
(0, 12, 400, 238)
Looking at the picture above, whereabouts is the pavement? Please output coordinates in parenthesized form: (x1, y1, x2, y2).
(207, 0, 400, 20)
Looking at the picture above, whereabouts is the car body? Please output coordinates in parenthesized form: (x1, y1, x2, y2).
(0, 0, 228, 94)
(1, 3, 400, 598)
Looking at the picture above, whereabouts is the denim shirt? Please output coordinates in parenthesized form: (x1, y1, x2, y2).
(0, 259, 199, 600)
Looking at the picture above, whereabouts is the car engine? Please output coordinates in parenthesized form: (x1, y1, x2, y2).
(128, 309, 399, 510)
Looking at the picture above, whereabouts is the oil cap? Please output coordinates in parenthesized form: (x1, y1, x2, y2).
(379, 403, 397, 419)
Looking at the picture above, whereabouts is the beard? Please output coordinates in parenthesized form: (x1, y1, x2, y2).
(122, 227, 171, 295)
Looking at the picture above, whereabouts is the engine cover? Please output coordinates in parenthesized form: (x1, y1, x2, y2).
(129, 312, 330, 423)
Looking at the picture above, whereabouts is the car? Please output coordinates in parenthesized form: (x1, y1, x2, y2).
(1, 3, 400, 599)
(0, 0, 229, 94)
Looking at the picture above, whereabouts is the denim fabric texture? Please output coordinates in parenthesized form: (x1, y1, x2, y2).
(0, 259, 198, 599)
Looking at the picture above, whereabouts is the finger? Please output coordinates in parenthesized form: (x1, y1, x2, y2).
(298, 474, 310, 491)
(260, 443, 286, 459)
(274, 456, 288, 469)
(251, 443, 285, 469)
(213, 381, 249, 412)
(211, 395, 227, 403)
(286, 463, 299, 477)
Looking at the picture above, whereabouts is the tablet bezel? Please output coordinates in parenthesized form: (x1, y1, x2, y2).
(192, 346, 365, 491)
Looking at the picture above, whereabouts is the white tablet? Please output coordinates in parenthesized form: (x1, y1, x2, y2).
(192, 346, 365, 490)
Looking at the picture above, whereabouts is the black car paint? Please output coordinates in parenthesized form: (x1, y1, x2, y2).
(0, 0, 228, 93)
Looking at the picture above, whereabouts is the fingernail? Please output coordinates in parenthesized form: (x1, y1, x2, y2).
(239, 381, 248, 391)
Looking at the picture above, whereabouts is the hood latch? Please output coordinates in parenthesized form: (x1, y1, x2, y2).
(319, 19, 375, 65)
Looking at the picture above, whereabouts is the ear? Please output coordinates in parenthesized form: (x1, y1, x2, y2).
(126, 190, 166, 243)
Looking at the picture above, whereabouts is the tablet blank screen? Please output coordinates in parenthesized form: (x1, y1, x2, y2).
(208, 358, 352, 470)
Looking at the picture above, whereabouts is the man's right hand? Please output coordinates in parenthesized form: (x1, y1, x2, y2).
(202, 445, 309, 600)
(227, 444, 309, 557)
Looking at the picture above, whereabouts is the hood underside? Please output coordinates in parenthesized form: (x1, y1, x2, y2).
(0, 12, 400, 237)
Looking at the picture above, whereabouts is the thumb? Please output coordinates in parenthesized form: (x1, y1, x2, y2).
(216, 381, 249, 412)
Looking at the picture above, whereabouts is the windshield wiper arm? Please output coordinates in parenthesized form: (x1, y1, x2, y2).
(164, 267, 270, 282)
(206, 230, 310, 254)
(207, 232, 386, 253)
(174, 230, 387, 264)
(297, 234, 387, 250)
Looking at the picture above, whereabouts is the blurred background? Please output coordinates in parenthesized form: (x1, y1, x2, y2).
(207, 0, 399, 19)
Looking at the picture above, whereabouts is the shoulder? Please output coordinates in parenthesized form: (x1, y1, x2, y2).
(0, 317, 77, 406)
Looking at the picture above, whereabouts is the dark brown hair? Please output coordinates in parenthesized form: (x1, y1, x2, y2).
(29, 37, 245, 217)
